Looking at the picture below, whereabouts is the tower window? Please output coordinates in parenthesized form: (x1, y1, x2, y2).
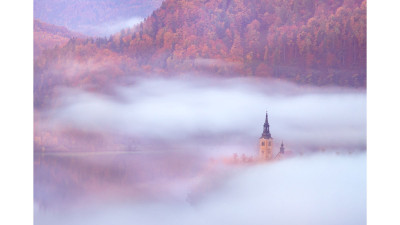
(268, 142, 271, 146)
(261, 142, 265, 146)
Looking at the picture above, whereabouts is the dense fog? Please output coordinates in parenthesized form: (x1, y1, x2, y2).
(35, 153, 366, 225)
(35, 76, 366, 225)
(41, 76, 366, 154)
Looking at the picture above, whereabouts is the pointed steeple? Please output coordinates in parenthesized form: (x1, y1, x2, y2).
(261, 111, 272, 139)
(280, 141, 285, 154)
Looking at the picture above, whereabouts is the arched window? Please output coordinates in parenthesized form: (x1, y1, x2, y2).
(261, 142, 265, 146)
(268, 142, 271, 146)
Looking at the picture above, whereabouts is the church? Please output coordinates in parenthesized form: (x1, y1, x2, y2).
(259, 111, 291, 161)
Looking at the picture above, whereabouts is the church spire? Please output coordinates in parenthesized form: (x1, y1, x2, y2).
(280, 141, 285, 154)
(261, 111, 272, 139)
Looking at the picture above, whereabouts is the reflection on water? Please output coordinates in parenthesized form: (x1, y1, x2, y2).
(34, 151, 205, 209)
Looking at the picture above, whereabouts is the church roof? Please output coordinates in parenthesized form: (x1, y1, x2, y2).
(261, 111, 272, 139)
(274, 152, 284, 160)
(274, 150, 295, 160)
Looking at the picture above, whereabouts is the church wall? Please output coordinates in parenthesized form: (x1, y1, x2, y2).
(259, 138, 273, 160)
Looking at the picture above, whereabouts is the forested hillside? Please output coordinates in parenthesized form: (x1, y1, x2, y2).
(35, 0, 366, 108)
(120, 0, 366, 86)
(34, 19, 85, 57)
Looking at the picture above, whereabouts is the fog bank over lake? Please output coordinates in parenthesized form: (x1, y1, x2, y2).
(40, 76, 366, 154)
(35, 152, 366, 225)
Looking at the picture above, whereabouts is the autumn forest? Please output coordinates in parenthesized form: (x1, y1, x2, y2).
(34, 0, 366, 109)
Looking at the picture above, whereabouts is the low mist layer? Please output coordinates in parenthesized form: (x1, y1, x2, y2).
(35, 152, 366, 225)
(37, 77, 366, 154)
(77, 17, 144, 37)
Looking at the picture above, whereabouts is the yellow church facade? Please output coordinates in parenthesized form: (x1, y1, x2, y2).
(259, 111, 274, 160)
(258, 111, 290, 161)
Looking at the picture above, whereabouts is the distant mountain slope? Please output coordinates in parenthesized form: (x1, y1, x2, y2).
(34, 0, 164, 36)
(34, 19, 85, 57)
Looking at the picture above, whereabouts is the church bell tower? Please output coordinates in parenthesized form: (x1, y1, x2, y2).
(259, 111, 273, 160)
